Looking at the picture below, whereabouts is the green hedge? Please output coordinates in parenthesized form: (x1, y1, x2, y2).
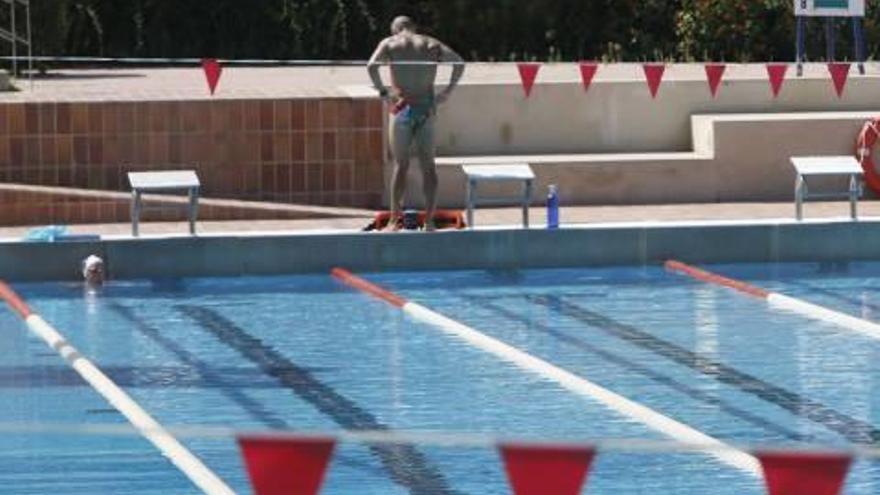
(24, 0, 880, 63)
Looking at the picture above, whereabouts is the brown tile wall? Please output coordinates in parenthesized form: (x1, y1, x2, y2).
(0, 98, 385, 215)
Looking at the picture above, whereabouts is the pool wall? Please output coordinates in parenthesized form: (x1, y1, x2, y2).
(3, 219, 877, 281)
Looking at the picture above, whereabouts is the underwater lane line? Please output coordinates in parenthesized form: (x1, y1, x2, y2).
(110, 302, 290, 429)
(0, 282, 235, 495)
(529, 294, 880, 446)
(665, 260, 880, 340)
(109, 302, 387, 477)
(331, 268, 761, 476)
(470, 295, 813, 442)
(177, 304, 461, 495)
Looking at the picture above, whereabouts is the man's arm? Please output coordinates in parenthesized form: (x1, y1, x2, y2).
(436, 42, 464, 103)
(367, 39, 391, 97)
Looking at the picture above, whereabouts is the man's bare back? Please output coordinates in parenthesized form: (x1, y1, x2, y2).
(367, 16, 464, 231)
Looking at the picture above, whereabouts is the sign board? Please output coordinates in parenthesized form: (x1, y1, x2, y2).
(795, 0, 864, 16)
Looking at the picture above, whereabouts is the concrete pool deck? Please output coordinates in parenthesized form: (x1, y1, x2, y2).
(3, 200, 880, 282)
(0, 200, 875, 239)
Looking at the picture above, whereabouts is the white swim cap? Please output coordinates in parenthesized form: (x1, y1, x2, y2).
(82, 255, 104, 277)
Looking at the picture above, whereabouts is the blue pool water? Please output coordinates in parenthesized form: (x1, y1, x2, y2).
(2, 262, 880, 493)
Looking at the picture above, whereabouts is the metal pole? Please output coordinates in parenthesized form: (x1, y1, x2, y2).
(795, 16, 805, 77)
(25, 0, 31, 88)
(853, 16, 866, 75)
(466, 180, 474, 229)
(10, 0, 15, 77)
(131, 191, 140, 237)
(188, 187, 199, 235)
(849, 174, 858, 220)
(825, 17, 836, 62)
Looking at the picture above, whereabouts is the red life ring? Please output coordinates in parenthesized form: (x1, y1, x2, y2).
(856, 118, 880, 194)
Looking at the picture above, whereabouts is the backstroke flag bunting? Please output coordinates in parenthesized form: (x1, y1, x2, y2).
(756, 450, 852, 495)
(579, 62, 599, 92)
(642, 63, 666, 98)
(499, 443, 596, 495)
(704, 63, 726, 97)
(517, 63, 541, 97)
(765, 63, 788, 98)
(238, 435, 336, 495)
(201, 58, 223, 95)
(828, 62, 851, 98)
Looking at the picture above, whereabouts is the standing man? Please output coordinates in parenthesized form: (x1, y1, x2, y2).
(367, 16, 465, 231)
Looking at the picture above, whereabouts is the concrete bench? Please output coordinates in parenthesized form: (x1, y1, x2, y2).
(790, 156, 863, 221)
(462, 164, 535, 228)
(128, 170, 200, 236)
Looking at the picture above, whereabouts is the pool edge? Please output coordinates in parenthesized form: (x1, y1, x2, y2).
(2, 219, 877, 281)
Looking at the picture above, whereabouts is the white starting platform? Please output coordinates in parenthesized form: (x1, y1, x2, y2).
(790, 156, 863, 221)
(128, 170, 201, 237)
(462, 164, 535, 228)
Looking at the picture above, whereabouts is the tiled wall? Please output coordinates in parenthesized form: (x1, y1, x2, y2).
(0, 97, 386, 211)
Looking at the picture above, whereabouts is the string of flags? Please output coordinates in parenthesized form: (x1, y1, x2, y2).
(199, 58, 856, 99)
(237, 434, 856, 495)
(515, 61, 855, 100)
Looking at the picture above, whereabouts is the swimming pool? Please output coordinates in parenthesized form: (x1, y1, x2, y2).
(3, 262, 880, 494)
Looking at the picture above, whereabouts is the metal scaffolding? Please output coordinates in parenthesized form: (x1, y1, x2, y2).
(795, 15, 866, 76)
(0, 0, 31, 85)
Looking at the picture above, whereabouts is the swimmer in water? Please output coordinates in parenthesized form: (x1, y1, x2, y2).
(82, 255, 105, 288)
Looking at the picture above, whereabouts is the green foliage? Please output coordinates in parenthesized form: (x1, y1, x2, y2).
(21, 0, 880, 62)
(676, 0, 795, 62)
(29, 0, 103, 56)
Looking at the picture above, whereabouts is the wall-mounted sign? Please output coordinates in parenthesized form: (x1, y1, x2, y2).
(795, 0, 865, 17)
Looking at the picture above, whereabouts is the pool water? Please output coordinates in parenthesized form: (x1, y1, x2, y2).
(2, 262, 880, 494)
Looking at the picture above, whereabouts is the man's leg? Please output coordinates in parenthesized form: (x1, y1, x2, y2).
(415, 119, 438, 231)
(389, 116, 413, 229)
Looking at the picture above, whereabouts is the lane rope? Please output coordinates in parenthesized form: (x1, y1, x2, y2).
(0, 281, 235, 495)
(330, 268, 761, 476)
(664, 261, 770, 298)
(665, 260, 880, 340)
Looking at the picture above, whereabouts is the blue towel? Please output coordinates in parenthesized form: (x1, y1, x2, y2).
(23, 225, 68, 242)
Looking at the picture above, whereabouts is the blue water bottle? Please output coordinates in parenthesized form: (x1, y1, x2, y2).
(547, 184, 559, 229)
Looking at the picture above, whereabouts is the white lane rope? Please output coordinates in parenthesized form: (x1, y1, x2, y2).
(402, 301, 761, 476)
(666, 260, 880, 341)
(330, 268, 760, 476)
(24, 314, 235, 495)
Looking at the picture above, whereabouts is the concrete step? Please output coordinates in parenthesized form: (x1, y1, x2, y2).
(425, 111, 878, 207)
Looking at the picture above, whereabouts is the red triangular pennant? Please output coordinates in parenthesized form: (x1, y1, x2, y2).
(828, 63, 851, 98)
(500, 443, 596, 495)
(578, 62, 598, 93)
(756, 451, 852, 495)
(238, 435, 336, 495)
(704, 63, 726, 97)
(201, 58, 222, 95)
(517, 63, 541, 97)
(766, 63, 788, 98)
(642, 64, 666, 98)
